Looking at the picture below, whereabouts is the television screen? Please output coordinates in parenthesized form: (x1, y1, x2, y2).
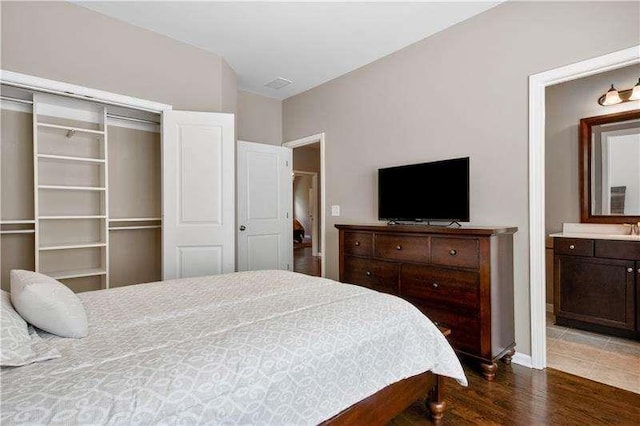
(378, 157, 469, 222)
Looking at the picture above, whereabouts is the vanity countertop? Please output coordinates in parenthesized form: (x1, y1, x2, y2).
(550, 223, 640, 241)
(549, 232, 640, 241)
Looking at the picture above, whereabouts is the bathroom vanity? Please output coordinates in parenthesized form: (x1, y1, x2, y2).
(551, 224, 640, 340)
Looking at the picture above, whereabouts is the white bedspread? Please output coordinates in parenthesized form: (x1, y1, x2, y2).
(1, 270, 466, 425)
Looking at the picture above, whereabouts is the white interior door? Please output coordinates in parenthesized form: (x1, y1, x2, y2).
(237, 141, 292, 271)
(162, 111, 235, 279)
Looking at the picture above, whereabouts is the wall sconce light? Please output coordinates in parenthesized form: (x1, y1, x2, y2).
(598, 78, 640, 106)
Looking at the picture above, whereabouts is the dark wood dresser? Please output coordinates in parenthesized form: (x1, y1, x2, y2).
(336, 224, 517, 380)
(554, 237, 640, 340)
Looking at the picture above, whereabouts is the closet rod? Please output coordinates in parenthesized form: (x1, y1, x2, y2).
(0, 96, 33, 105)
(107, 114, 160, 125)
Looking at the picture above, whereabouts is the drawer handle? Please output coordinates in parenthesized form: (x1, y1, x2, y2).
(396, 245, 402, 250)
(628, 267, 634, 273)
(569, 244, 575, 250)
(449, 249, 457, 256)
(365, 271, 372, 277)
(432, 282, 439, 288)
(355, 241, 360, 246)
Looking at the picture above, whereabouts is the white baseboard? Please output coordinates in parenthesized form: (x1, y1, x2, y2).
(511, 352, 533, 368)
(546, 303, 554, 313)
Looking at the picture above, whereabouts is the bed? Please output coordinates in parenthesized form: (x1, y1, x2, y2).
(1, 270, 467, 425)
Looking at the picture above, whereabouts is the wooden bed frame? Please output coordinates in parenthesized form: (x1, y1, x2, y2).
(321, 371, 444, 425)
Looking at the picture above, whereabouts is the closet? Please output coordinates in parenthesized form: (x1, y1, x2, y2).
(1, 87, 163, 292)
(1, 72, 236, 293)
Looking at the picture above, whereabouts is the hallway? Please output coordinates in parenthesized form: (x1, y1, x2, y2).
(293, 246, 321, 277)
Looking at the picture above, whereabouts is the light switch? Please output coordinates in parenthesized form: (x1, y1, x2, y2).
(331, 205, 341, 216)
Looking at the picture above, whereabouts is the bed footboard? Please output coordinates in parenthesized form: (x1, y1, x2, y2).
(320, 371, 445, 425)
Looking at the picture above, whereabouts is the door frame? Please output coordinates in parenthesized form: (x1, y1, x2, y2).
(528, 45, 639, 369)
(292, 170, 319, 256)
(283, 133, 326, 277)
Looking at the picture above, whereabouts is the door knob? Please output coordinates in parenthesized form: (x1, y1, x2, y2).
(355, 241, 360, 246)
(432, 282, 439, 288)
(569, 244, 575, 250)
(239, 225, 246, 231)
(449, 249, 457, 256)
(627, 267, 633, 273)
(365, 271, 372, 276)
(396, 245, 402, 250)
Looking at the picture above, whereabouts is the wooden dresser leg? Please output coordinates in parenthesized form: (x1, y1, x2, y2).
(427, 375, 446, 423)
(501, 348, 516, 365)
(480, 362, 497, 381)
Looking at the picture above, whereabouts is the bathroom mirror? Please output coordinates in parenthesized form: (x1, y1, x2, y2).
(580, 109, 640, 223)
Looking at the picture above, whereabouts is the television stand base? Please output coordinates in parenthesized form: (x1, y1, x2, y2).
(386, 220, 462, 228)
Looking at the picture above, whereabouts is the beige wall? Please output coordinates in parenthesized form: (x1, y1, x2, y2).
(545, 64, 640, 234)
(283, 1, 640, 356)
(1, 1, 236, 112)
(237, 91, 283, 145)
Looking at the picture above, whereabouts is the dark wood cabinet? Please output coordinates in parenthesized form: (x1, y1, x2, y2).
(336, 224, 518, 380)
(554, 238, 640, 339)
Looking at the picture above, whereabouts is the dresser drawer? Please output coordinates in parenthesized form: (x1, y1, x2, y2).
(374, 234, 430, 263)
(400, 264, 479, 309)
(431, 237, 479, 269)
(343, 232, 373, 257)
(413, 302, 480, 353)
(595, 240, 640, 260)
(343, 256, 399, 294)
(554, 238, 593, 257)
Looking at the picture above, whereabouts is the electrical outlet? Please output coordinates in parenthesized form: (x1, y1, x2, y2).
(331, 205, 341, 216)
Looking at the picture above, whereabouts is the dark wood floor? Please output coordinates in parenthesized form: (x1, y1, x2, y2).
(390, 363, 640, 425)
(294, 246, 321, 277)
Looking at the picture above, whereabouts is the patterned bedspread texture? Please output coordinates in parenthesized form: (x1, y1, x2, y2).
(1, 270, 467, 425)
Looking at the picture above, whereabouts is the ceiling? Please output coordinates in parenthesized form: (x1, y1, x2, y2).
(76, 1, 501, 100)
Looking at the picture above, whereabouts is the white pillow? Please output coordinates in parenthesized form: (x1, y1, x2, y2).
(10, 270, 88, 338)
(1, 290, 60, 366)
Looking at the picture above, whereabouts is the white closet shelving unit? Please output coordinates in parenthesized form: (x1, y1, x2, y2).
(33, 94, 110, 289)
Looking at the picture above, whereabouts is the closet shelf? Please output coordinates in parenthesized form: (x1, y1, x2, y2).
(109, 217, 162, 222)
(38, 185, 106, 191)
(39, 242, 106, 251)
(0, 230, 35, 235)
(37, 154, 105, 164)
(0, 220, 36, 224)
(47, 268, 107, 280)
(109, 225, 161, 231)
(37, 122, 105, 136)
(39, 215, 107, 220)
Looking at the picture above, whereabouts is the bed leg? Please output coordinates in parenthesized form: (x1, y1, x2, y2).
(427, 375, 446, 423)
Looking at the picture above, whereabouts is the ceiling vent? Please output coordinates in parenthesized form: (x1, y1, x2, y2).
(265, 77, 292, 90)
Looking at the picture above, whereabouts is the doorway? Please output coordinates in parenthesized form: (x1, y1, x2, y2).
(283, 133, 326, 277)
(528, 45, 639, 371)
(543, 66, 640, 393)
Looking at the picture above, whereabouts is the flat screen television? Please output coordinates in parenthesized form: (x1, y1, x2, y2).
(378, 157, 469, 222)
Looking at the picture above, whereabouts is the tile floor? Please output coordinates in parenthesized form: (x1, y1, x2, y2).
(546, 312, 640, 394)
